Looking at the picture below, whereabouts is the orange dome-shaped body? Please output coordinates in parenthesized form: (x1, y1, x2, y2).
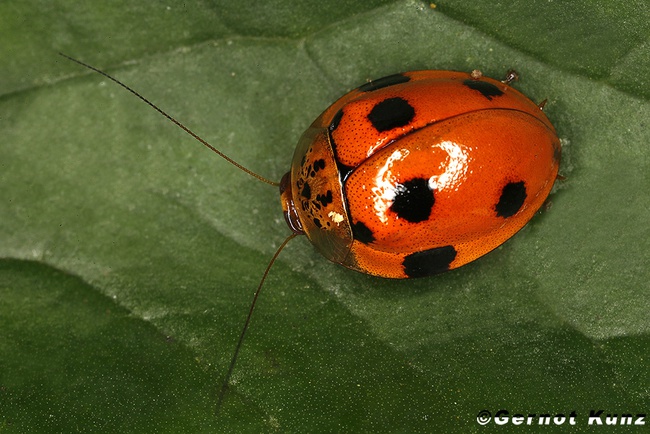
(280, 70, 561, 278)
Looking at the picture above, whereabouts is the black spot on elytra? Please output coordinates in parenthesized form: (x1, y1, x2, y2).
(367, 97, 415, 132)
(403, 246, 457, 278)
(316, 190, 333, 207)
(329, 109, 344, 132)
(301, 181, 311, 199)
(352, 221, 375, 244)
(463, 79, 504, 101)
(389, 178, 434, 223)
(495, 181, 527, 218)
(358, 73, 411, 92)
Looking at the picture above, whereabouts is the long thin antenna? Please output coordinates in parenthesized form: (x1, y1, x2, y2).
(58, 53, 280, 187)
(216, 232, 299, 415)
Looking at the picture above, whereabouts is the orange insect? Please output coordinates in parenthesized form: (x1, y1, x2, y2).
(61, 55, 560, 412)
(281, 70, 560, 278)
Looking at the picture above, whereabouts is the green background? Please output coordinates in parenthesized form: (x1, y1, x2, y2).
(1, 0, 648, 432)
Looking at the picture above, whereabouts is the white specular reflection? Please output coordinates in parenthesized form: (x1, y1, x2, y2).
(370, 141, 470, 224)
(428, 140, 470, 192)
(371, 148, 409, 224)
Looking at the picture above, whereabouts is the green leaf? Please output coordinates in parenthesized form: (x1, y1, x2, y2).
(2, 0, 648, 431)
